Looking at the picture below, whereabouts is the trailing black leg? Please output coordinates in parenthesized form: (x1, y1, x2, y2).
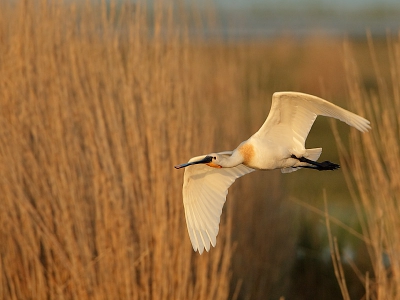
(291, 155, 340, 171)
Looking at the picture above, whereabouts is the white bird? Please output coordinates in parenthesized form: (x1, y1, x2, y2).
(174, 91, 370, 254)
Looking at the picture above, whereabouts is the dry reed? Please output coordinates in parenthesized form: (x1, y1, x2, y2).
(0, 1, 236, 298)
(332, 33, 400, 299)
(0, 0, 294, 299)
(1, 0, 388, 299)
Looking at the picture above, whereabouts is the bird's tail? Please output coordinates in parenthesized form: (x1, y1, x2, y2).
(304, 148, 323, 161)
(281, 148, 322, 173)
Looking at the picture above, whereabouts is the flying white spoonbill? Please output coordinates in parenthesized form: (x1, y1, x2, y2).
(174, 91, 371, 254)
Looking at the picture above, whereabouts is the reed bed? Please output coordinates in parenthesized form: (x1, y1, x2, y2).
(332, 33, 400, 299)
(0, 0, 293, 299)
(1, 0, 396, 299)
(0, 1, 236, 299)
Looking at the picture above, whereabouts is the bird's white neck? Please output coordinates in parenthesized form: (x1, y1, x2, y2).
(219, 151, 244, 168)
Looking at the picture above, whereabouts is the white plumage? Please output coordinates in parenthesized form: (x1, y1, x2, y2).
(182, 153, 254, 253)
(175, 91, 371, 254)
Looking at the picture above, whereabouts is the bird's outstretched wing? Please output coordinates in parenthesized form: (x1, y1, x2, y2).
(254, 92, 371, 146)
(182, 153, 254, 254)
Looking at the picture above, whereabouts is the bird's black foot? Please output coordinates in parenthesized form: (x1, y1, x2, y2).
(291, 155, 340, 171)
(315, 161, 340, 171)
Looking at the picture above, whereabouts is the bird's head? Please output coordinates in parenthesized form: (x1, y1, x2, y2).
(174, 153, 223, 169)
(205, 153, 223, 168)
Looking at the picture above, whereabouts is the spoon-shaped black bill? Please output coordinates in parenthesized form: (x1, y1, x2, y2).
(174, 155, 213, 169)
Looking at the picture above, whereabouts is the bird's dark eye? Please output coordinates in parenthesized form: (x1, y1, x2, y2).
(213, 156, 216, 160)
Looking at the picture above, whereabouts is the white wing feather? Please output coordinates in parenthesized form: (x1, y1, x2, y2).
(182, 153, 254, 254)
(254, 91, 371, 146)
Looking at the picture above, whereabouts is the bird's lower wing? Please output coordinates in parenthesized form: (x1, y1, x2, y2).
(182, 159, 254, 254)
(254, 92, 371, 146)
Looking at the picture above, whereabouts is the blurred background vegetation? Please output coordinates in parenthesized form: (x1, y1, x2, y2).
(0, 0, 399, 299)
